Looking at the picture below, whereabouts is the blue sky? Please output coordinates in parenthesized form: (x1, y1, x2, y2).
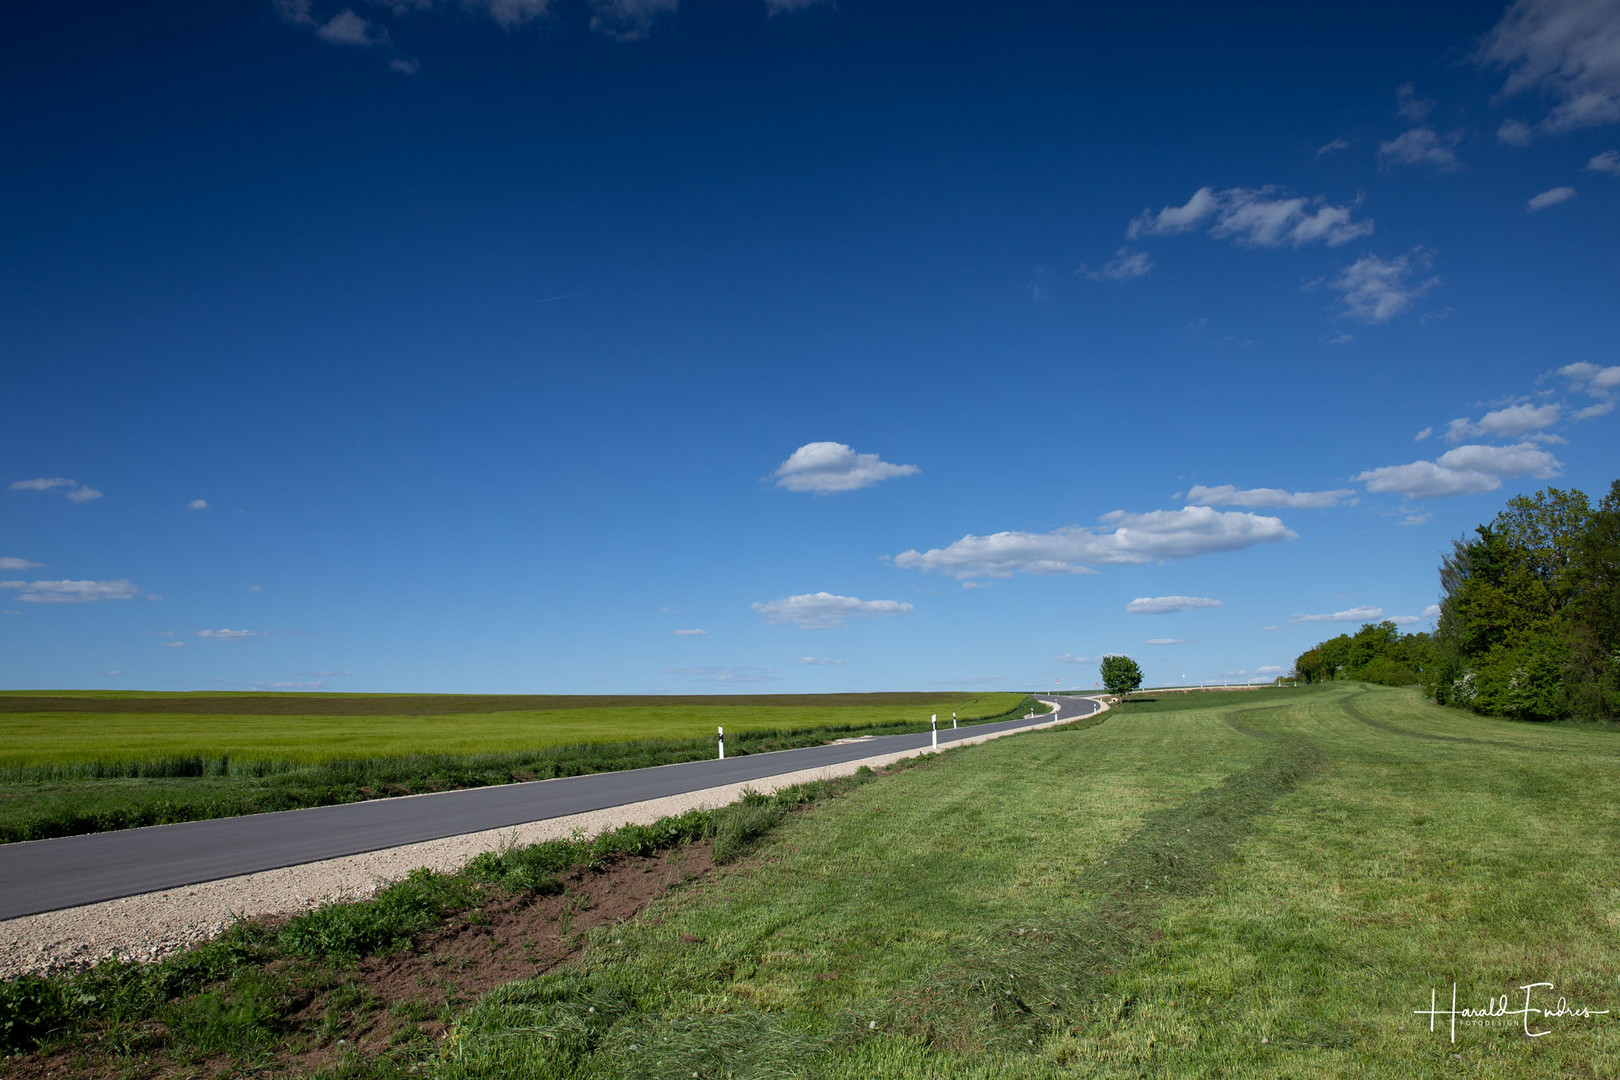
(3, 0, 1617, 694)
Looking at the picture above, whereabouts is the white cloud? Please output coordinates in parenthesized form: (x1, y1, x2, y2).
(1145, 637, 1187, 645)
(1499, 118, 1535, 145)
(1444, 402, 1563, 440)
(893, 507, 1296, 579)
(105, 670, 124, 677)
(196, 628, 266, 640)
(1290, 604, 1385, 624)
(1590, 149, 1620, 173)
(1186, 484, 1356, 509)
(1422, 604, 1442, 618)
(1576, 400, 1617, 419)
(750, 592, 913, 629)
(480, 0, 554, 28)
(255, 680, 328, 691)
(10, 477, 101, 502)
(1080, 248, 1154, 281)
(1057, 653, 1100, 664)
(1378, 128, 1462, 171)
(1356, 442, 1562, 498)
(1256, 665, 1289, 675)
(0, 579, 141, 603)
(390, 57, 421, 75)
(662, 666, 779, 685)
(0, 557, 42, 571)
(1328, 333, 1354, 345)
(1329, 250, 1441, 323)
(1127, 596, 1222, 615)
(163, 641, 185, 648)
(1314, 138, 1351, 158)
(674, 628, 708, 636)
(188, 499, 209, 510)
(1528, 186, 1579, 210)
(1396, 82, 1437, 122)
(766, 0, 832, 12)
(1479, 0, 1620, 133)
(772, 441, 920, 494)
(315, 9, 387, 46)
(1389, 614, 1422, 626)
(589, 0, 677, 39)
(1560, 361, 1620, 395)
(248, 585, 263, 593)
(1129, 187, 1372, 247)
(1402, 512, 1434, 525)
(797, 656, 843, 665)
(1415, 426, 1434, 441)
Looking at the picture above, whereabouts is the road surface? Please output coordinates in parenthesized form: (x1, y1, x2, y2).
(0, 696, 1103, 920)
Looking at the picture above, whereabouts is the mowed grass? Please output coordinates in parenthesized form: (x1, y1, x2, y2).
(0, 692, 1022, 768)
(429, 684, 1620, 1079)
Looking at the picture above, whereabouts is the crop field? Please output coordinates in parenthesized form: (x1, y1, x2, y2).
(11, 683, 1620, 1078)
(0, 691, 1023, 768)
(0, 691, 1028, 842)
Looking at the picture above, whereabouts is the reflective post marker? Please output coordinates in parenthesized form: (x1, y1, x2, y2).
(717, 726, 725, 760)
(931, 714, 938, 749)
(952, 711, 957, 730)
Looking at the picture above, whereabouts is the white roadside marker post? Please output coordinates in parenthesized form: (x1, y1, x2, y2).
(952, 711, 957, 730)
(717, 726, 725, 760)
(931, 714, 938, 750)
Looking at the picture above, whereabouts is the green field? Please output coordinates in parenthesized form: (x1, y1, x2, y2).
(0, 692, 1028, 843)
(435, 682, 1620, 1079)
(0, 691, 1023, 768)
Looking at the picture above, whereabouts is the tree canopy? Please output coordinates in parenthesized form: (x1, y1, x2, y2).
(1100, 655, 1144, 700)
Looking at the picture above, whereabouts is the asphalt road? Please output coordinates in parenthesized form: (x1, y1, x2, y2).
(0, 696, 1103, 920)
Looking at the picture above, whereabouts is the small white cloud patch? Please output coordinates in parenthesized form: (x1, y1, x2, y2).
(1290, 605, 1384, 624)
(1329, 249, 1440, 324)
(1127, 596, 1222, 615)
(674, 628, 708, 636)
(1356, 442, 1562, 499)
(0, 557, 43, 571)
(0, 579, 140, 603)
(1186, 484, 1355, 509)
(10, 477, 102, 502)
(196, 629, 266, 640)
(1527, 186, 1577, 211)
(188, 499, 210, 510)
(751, 592, 913, 629)
(772, 442, 920, 494)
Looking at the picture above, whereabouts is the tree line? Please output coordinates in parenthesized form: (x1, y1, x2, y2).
(1294, 479, 1619, 721)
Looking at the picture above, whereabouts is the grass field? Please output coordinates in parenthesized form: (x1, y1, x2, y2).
(0, 691, 1024, 768)
(0, 692, 1028, 842)
(436, 682, 1620, 1079)
(9, 682, 1620, 1078)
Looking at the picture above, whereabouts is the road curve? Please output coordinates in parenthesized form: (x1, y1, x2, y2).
(0, 696, 1103, 920)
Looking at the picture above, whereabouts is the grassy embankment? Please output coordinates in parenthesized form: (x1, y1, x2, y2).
(10, 682, 1620, 1078)
(429, 683, 1620, 1078)
(0, 692, 1027, 842)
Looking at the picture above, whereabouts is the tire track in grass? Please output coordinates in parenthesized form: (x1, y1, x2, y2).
(1337, 688, 1530, 750)
(896, 703, 1327, 1055)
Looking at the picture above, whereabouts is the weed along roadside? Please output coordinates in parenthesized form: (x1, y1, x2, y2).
(9, 683, 1620, 1078)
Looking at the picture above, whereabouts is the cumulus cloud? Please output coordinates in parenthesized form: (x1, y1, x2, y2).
(196, 628, 266, 640)
(1379, 128, 1462, 170)
(1356, 442, 1562, 498)
(1444, 402, 1563, 441)
(1186, 484, 1356, 509)
(1422, 604, 1442, 618)
(750, 592, 913, 629)
(1329, 250, 1441, 323)
(1561, 361, 1620, 395)
(1590, 149, 1620, 173)
(0, 579, 141, 603)
(1145, 637, 1187, 645)
(315, 9, 386, 45)
(1499, 118, 1535, 145)
(797, 656, 843, 665)
(188, 499, 209, 510)
(1079, 248, 1154, 281)
(674, 628, 708, 636)
(1127, 596, 1222, 615)
(589, 0, 677, 39)
(772, 441, 920, 494)
(662, 666, 779, 685)
(1057, 653, 1100, 664)
(1528, 186, 1579, 210)
(1396, 82, 1437, 122)
(0, 557, 42, 571)
(10, 477, 101, 502)
(481, 0, 554, 27)
(1128, 187, 1372, 247)
(1478, 0, 1620, 133)
(1290, 604, 1384, 624)
(893, 507, 1296, 580)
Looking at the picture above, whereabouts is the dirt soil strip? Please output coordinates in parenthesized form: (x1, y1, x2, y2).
(0, 702, 1094, 979)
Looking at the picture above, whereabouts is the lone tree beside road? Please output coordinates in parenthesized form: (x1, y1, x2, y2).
(1100, 655, 1144, 701)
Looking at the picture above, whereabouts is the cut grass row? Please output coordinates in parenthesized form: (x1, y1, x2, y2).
(426, 684, 1620, 1079)
(0, 694, 1036, 843)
